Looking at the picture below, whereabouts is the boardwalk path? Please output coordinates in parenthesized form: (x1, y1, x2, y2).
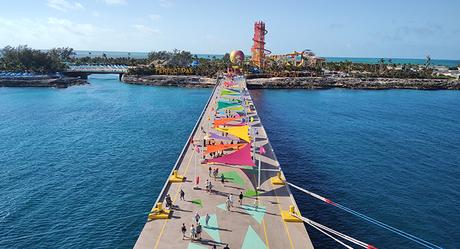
(134, 76, 314, 249)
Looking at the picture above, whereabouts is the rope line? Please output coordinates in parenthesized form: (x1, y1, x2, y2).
(293, 213, 370, 248)
(309, 221, 354, 249)
(287, 182, 443, 249)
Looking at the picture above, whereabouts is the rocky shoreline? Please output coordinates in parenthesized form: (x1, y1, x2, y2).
(122, 75, 460, 90)
(122, 74, 214, 88)
(247, 77, 460, 90)
(0, 77, 87, 88)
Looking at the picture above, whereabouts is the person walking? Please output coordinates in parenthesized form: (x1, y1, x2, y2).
(190, 224, 196, 241)
(208, 166, 212, 176)
(213, 169, 218, 180)
(229, 194, 233, 207)
(205, 213, 210, 226)
(181, 223, 187, 240)
(226, 197, 231, 211)
(208, 181, 213, 193)
(239, 192, 244, 205)
(254, 197, 259, 211)
(194, 212, 200, 224)
(180, 189, 185, 201)
(196, 223, 202, 240)
(221, 173, 225, 184)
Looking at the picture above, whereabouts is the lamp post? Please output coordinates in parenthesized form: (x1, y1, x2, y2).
(257, 145, 266, 190)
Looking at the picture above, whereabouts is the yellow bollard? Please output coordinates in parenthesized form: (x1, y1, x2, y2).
(157, 202, 163, 211)
(169, 169, 185, 183)
(148, 202, 171, 221)
(281, 204, 302, 222)
(271, 171, 285, 185)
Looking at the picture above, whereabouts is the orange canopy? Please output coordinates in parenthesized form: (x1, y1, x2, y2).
(205, 143, 246, 154)
(213, 117, 239, 127)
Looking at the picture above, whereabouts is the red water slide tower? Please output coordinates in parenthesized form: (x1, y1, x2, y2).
(251, 21, 270, 68)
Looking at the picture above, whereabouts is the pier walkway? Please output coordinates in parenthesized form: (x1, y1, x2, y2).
(134, 75, 313, 249)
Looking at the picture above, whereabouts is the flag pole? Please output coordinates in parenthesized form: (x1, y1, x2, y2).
(257, 154, 261, 190)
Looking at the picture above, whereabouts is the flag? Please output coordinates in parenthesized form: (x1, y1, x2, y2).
(259, 146, 266, 155)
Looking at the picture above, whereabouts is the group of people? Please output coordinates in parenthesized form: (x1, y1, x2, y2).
(180, 209, 233, 249)
(176, 78, 255, 249)
(181, 212, 212, 241)
(204, 179, 214, 193)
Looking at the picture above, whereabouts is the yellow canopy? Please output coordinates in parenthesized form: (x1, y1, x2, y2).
(215, 125, 251, 142)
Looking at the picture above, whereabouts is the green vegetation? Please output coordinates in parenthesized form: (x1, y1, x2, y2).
(323, 61, 436, 79)
(127, 50, 231, 77)
(71, 55, 147, 66)
(0, 45, 68, 73)
(2, 45, 453, 80)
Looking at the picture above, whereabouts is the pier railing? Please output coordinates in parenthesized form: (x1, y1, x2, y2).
(151, 77, 220, 208)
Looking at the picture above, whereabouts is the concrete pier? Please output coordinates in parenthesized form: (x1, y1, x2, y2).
(133, 75, 314, 249)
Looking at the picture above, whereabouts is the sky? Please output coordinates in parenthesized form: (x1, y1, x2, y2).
(0, 0, 459, 59)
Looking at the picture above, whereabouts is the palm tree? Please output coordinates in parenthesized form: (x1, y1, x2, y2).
(425, 55, 432, 69)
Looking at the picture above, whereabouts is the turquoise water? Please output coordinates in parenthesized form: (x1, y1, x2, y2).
(0, 75, 210, 248)
(251, 89, 460, 248)
(1, 75, 459, 248)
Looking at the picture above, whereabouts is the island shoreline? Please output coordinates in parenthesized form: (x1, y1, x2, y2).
(122, 75, 460, 90)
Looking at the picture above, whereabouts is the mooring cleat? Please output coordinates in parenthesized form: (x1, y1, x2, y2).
(169, 170, 185, 183)
(271, 171, 285, 185)
(147, 202, 171, 221)
(281, 205, 302, 222)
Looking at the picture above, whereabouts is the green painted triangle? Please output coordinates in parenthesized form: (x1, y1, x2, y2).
(244, 189, 258, 198)
(221, 171, 245, 187)
(187, 243, 208, 249)
(241, 225, 267, 249)
(191, 199, 203, 208)
(199, 214, 221, 243)
(241, 205, 266, 224)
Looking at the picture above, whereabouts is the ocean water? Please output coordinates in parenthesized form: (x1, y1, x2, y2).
(251, 89, 460, 249)
(1, 75, 459, 248)
(0, 75, 210, 248)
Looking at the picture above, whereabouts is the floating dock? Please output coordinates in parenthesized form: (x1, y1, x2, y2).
(134, 75, 314, 249)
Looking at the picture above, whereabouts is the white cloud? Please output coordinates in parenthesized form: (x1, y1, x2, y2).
(149, 14, 162, 21)
(0, 17, 163, 51)
(102, 0, 127, 5)
(92, 10, 101, 17)
(132, 24, 160, 35)
(159, 0, 172, 7)
(0, 17, 103, 49)
(46, 0, 84, 12)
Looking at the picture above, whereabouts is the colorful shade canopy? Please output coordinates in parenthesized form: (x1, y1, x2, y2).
(210, 132, 234, 140)
(227, 105, 244, 111)
(215, 125, 250, 142)
(206, 144, 255, 166)
(221, 89, 240, 96)
(214, 117, 239, 126)
(217, 101, 240, 110)
(205, 143, 246, 154)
